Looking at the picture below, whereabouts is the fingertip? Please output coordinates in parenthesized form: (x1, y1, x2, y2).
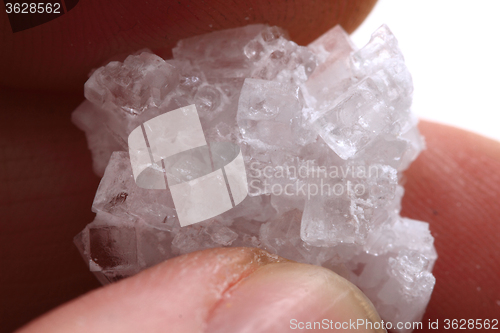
(17, 248, 385, 333)
(16, 247, 286, 333)
(403, 120, 500, 320)
(206, 262, 384, 333)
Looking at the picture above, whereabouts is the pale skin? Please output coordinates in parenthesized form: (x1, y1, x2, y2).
(1, 1, 499, 332)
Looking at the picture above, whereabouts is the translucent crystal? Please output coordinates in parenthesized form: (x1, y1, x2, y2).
(73, 24, 435, 332)
(305, 25, 356, 109)
(237, 78, 314, 151)
(85, 52, 179, 116)
(92, 152, 176, 228)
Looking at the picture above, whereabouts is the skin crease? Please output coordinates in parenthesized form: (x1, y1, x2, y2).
(15, 248, 387, 333)
(0, 0, 499, 332)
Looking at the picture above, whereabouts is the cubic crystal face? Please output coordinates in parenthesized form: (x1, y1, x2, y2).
(89, 225, 137, 270)
(73, 24, 435, 332)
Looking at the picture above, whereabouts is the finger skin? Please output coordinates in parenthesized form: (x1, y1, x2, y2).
(15, 248, 288, 333)
(16, 248, 384, 333)
(0, 0, 377, 92)
(205, 262, 383, 333)
(401, 121, 500, 323)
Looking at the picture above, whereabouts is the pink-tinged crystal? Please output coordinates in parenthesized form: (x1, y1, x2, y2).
(73, 24, 434, 332)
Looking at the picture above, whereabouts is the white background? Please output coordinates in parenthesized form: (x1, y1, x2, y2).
(351, 0, 500, 142)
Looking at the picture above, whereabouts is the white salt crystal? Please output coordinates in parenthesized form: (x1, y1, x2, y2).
(73, 24, 435, 332)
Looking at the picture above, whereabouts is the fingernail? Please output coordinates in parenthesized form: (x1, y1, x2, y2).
(206, 262, 386, 333)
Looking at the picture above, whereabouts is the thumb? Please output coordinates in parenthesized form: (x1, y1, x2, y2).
(16, 247, 385, 333)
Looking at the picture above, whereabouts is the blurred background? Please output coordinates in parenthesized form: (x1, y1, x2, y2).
(352, 0, 500, 142)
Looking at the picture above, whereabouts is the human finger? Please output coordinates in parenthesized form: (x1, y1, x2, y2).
(16, 247, 385, 333)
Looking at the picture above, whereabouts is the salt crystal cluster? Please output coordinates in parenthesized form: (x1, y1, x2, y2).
(73, 24, 436, 332)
